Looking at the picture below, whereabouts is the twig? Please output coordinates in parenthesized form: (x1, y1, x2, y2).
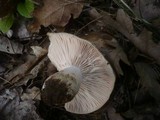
(0, 77, 12, 85)
(74, 16, 102, 35)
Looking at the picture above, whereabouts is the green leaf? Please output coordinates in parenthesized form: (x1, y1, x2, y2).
(17, 0, 34, 18)
(0, 14, 14, 33)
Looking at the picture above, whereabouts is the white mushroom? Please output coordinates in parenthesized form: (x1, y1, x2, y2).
(41, 32, 115, 114)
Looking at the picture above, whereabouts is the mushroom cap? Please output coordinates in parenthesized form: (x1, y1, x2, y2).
(41, 68, 81, 105)
(47, 32, 115, 114)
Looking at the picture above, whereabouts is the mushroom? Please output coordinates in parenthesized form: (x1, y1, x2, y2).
(41, 32, 115, 114)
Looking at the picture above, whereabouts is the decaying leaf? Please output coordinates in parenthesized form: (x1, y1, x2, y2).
(0, 36, 23, 54)
(135, 62, 160, 103)
(132, 0, 160, 21)
(0, 88, 43, 120)
(29, 0, 84, 32)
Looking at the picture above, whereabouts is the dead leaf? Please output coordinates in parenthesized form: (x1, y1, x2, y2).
(0, 36, 24, 54)
(116, 9, 134, 34)
(87, 8, 104, 32)
(29, 0, 84, 32)
(102, 10, 160, 64)
(105, 38, 130, 75)
(133, 0, 160, 21)
(130, 29, 160, 64)
(135, 62, 160, 103)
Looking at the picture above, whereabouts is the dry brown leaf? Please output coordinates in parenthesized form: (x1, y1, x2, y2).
(29, 0, 84, 32)
(101, 10, 160, 64)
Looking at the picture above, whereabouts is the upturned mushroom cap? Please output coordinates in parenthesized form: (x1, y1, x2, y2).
(43, 32, 115, 114)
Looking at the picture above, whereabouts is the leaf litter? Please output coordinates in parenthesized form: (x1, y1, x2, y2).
(0, 0, 160, 120)
(0, 88, 43, 120)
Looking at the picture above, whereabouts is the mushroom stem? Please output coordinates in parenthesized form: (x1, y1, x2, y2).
(41, 66, 82, 105)
(59, 66, 82, 95)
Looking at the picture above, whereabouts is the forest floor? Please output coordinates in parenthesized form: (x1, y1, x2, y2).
(0, 0, 160, 120)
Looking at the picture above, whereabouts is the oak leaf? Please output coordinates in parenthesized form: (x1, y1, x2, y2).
(29, 0, 84, 32)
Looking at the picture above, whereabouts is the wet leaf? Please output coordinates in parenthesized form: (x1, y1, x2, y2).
(0, 36, 23, 54)
(29, 0, 84, 32)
